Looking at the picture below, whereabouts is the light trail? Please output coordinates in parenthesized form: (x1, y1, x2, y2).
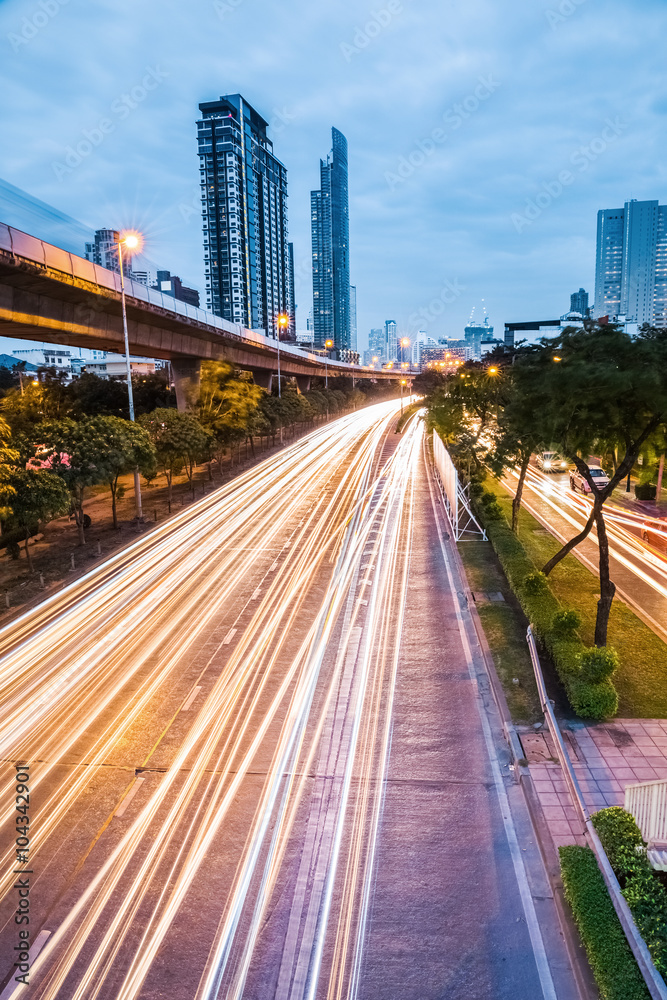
(0, 401, 424, 1000)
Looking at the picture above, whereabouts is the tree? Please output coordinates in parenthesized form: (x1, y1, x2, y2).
(2, 469, 70, 571)
(94, 417, 156, 528)
(427, 367, 506, 477)
(510, 323, 667, 645)
(197, 363, 265, 466)
(139, 408, 210, 509)
(0, 416, 18, 522)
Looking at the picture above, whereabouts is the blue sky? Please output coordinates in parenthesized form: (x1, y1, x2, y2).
(0, 0, 665, 350)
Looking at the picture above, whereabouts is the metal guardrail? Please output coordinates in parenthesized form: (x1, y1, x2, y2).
(526, 626, 667, 1000)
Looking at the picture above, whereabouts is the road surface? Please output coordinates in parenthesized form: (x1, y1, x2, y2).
(0, 403, 577, 1000)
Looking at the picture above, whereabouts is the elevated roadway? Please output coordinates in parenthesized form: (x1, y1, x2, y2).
(0, 223, 412, 406)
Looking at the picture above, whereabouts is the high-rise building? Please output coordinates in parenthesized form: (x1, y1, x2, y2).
(570, 287, 589, 317)
(384, 319, 397, 362)
(85, 229, 121, 273)
(311, 127, 350, 349)
(594, 200, 667, 327)
(350, 285, 357, 351)
(287, 242, 296, 338)
(464, 316, 493, 360)
(197, 94, 290, 334)
(369, 327, 384, 360)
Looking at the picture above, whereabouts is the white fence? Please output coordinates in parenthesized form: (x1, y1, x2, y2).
(625, 779, 667, 848)
(432, 432, 486, 541)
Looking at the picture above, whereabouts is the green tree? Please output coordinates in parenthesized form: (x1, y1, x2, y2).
(0, 416, 18, 522)
(139, 408, 210, 508)
(511, 323, 667, 645)
(94, 417, 156, 528)
(198, 363, 265, 466)
(2, 469, 70, 571)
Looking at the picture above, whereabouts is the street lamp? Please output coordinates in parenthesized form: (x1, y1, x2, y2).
(400, 378, 407, 414)
(324, 339, 333, 390)
(400, 337, 410, 367)
(276, 312, 289, 444)
(117, 229, 144, 520)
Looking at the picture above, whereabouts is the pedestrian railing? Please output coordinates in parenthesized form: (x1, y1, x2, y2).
(526, 626, 667, 1000)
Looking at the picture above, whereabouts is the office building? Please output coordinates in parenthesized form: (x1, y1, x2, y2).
(594, 199, 667, 327)
(311, 127, 350, 349)
(155, 270, 200, 308)
(570, 287, 589, 317)
(85, 229, 121, 273)
(350, 285, 357, 351)
(369, 327, 384, 361)
(197, 94, 291, 334)
(384, 319, 397, 362)
(464, 316, 494, 360)
(288, 242, 296, 338)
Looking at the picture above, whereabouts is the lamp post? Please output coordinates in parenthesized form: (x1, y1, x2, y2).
(400, 378, 407, 414)
(117, 230, 143, 520)
(276, 313, 289, 443)
(400, 337, 410, 367)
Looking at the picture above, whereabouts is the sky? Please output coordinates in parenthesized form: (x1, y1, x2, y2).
(0, 0, 666, 352)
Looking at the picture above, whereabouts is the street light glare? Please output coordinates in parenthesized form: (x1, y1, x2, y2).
(553, 355, 562, 362)
(120, 230, 143, 253)
(277, 313, 289, 327)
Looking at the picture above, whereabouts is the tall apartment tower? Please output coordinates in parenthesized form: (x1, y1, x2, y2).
(197, 94, 291, 334)
(594, 199, 667, 327)
(570, 287, 589, 316)
(311, 127, 350, 349)
(369, 327, 384, 360)
(85, 229, 120, 273)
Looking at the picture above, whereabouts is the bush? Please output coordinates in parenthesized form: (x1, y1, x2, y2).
(523, 570, 549, 596)
(559, 845, 651, 1000)
(551, 609, 582, 638)
(581, 647, 620, 685)
(592, 808, 667, 977)
(635, 483, 657, 501)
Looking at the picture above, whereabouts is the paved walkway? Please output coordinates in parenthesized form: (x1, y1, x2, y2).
(522, 719, 667, 848)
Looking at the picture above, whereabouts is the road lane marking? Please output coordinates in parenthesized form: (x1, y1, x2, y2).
(251, 588, 262, 600)
(0, 930, 51, 1000)
(270, 561, 279, 571)
(182, 685, 202, 711)
(222, 628, 237, 645)
(425, 443, 557, 1000)
(114, 777, 145, 819)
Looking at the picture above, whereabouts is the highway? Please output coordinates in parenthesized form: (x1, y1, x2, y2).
(503, 465, 667, 640)
(0, 403, 577, 1000)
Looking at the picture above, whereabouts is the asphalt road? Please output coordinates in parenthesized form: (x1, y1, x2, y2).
(503, 464, 667, 640)
(0, 405, 578, 1000)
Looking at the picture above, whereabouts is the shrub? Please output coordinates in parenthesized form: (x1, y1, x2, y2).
(592, 808, 667, 977)
(551, 609, 582, 638)
(581, 647, 620, 685)
(523, 570, 549, 596)
(569, 677, 619, 719)
(478, 490, 503, 520)
(635, 483, 657, 501)
(559, 845, 651, 1000)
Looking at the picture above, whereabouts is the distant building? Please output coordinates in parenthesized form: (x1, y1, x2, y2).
(0, 353, 38, 371)
(84, 229, 120, 272)
(288, 243, 296, 338)
(85, 354, 156, 379)
(384, 319, 397, 362)
(197, 93, 290, 333)
(131, 269, 157, 287)
(464, 316, 494, 360)
(570, 287, 589, 317)
(420, 346, 466, 370)
(594, 199, 667, 327)
(13, 347, 72, 374)
(154, 270, 200, 308)
(369, 327, 384, 361)
(312, 127, 351, 349)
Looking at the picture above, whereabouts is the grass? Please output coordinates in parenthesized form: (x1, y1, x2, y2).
(458, 540, 542, 723)
(484, 477, 667, 719)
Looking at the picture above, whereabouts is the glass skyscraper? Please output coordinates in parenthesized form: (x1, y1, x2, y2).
(197, 94, 291, 336)
(594, 199, 667, 328)
(311, 127, 350, 349)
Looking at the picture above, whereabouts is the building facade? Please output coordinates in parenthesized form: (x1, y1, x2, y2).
(384, 319, 397, 362)
(464, 317, 494, 360)
(594, 199, 667, 327)
(369, 327, 384, 361)
(311, 127, 350, 349)
(350, 285, 357, 351)
(85, 229, 121, 273)
(570, 287, 589, 316)
(197, 94, 291, 335)
(155, 270, 200, 308)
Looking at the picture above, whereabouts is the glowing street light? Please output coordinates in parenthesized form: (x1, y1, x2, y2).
(400, 377, 407, 414)
(117, 229, 144, 520)
(553, 355, 562, 362)
(324, 339, 333, 390)
(276, 313, 289, 400)
(488, 366, 498, 375)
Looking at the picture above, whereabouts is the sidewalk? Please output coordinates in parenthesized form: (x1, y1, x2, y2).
(521, 719, 667, 848)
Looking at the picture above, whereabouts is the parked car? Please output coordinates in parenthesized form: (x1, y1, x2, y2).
(536, 451, 568, 473)
(569, 466, 610, 493)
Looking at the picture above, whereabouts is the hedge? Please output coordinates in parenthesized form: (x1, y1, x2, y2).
(592, 807, 667, 977)
(559, 844, 651, 1000)
(473, 490, 619, 719)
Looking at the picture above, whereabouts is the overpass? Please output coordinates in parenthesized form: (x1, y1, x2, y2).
(0, 223, 412, 408)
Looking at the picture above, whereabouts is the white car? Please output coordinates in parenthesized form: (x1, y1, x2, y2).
(569, 466, 610, 493)
(536, 451, 568, 473)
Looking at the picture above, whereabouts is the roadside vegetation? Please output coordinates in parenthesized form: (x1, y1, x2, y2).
(417, 321, 667, 720)
(0, 361, 395, 585)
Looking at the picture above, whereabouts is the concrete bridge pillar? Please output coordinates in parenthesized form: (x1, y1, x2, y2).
(295, 375, 311, 394)
(250, 370, 273, 392)
(172, 358, 201, 411)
